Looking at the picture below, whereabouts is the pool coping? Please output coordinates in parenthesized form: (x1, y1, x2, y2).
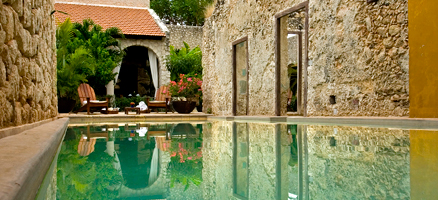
(208, 116, 438, 130)
(0, 118, 69, 200)
(0, 117, 59, 140)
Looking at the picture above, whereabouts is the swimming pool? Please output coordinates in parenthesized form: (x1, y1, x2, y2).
(41, 120, 437, 199)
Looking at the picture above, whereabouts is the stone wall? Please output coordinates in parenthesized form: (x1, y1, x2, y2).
(0, 0, 58, 128)
(167, 25, 203, 50)
(56, 0, 150, 8)
(308, 0, 409, 116)
(202, 0, 409, 116)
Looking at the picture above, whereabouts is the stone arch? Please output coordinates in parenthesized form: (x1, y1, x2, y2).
(106, 38, 170, 99)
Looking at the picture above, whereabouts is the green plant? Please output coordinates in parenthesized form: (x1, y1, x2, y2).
(166, 42, 202, 81)
(56, 18, 125, 100)
(206, 108, 212, 114)
(57, 18, 94, 100)
(114, 96, 145, 108)
(165, 74, 202, 100)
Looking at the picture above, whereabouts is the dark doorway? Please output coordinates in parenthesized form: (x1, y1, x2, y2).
(116, 46, 155, 97)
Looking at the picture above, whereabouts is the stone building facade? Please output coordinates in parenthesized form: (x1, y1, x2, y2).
(166, 25, 203, 49)
(202, 0, 409, 117)
(0, 0, 58, 128)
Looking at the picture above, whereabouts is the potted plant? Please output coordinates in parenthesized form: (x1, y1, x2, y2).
(165, 74, 202, 114)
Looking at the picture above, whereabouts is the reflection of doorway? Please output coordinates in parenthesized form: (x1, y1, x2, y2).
(116, 46, 156, 97)
(275, 2, 309, 116)
(233, 122, 249, 199)
(233, 37, 249, 116)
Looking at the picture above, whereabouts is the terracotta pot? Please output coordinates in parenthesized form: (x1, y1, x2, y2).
(172, 101, 196, 114)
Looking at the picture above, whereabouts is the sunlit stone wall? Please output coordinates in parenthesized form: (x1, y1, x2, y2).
(306, 125, 410, 199)
(166, 25, 203, 50)
(0, 0, 58, 128)
(202, 0, 409, 116)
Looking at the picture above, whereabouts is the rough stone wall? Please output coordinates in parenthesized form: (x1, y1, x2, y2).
(167, 25, 203, 50)
(203, 0, 409, 116)
(56, 0, 150, 8)
(306, 125, 410, 199)
(308, 0, 409, 116)
(119, 38, 170, 87)
(0, 0, 58, 128)
(203, 0, 309, 115)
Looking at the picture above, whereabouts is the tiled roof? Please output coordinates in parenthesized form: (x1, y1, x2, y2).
(54, 3, 166, 36)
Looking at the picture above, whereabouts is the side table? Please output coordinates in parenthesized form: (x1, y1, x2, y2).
(125, 107, 140, 115)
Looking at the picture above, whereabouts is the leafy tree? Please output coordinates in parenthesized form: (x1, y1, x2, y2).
(166, 42, 202, 81)
(151, 0, 214, 26)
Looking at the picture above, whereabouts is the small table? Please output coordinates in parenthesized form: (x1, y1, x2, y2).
(125, 107, 140, 115)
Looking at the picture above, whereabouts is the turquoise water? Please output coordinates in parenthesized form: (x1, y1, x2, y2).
(54, 122, 438, 199)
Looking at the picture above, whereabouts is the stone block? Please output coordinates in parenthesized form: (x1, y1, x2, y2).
(1, 6, 15, 42)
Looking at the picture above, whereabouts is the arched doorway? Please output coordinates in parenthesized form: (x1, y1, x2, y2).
(115, 46, 158, 97)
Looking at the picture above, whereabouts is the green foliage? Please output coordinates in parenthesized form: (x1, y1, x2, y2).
(56, 18, 125, 99)
(114, 96, 145, 108)
(151, 0, 214, 26)
(166, 42, 203, 81)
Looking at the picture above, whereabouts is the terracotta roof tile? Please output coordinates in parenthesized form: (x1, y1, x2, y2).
(55, 3, 166, 36)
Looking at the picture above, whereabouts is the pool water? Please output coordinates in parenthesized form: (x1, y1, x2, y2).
(54, 121, 438, 199)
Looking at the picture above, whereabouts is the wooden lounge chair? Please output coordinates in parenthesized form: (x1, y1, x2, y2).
(146, 86, 172, 113)
(76, 83, 109, 115)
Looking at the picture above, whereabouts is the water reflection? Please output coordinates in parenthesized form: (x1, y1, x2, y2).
(51, 122, 438, 199)
(57, 123, 203, 199)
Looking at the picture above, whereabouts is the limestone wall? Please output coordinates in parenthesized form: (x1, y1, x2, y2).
(202, 0, 409, 116)
(0, 0, 58, 128)
(167, 25, 203, 50)
(308, 0, 409, 116)
(56, 0, 150, 8)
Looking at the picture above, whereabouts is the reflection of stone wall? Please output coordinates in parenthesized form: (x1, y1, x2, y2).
(202, 121, 283, 199)
(306, 126, 410, 199)
(167, 25, 203, 50)
(203, 0, 409, 116)
(202, 121, 235, 199)
(0, 0, 57, 128)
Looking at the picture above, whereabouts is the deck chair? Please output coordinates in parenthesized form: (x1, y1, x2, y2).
(146, 86, 172, 114)
(76, 83, 108, 115)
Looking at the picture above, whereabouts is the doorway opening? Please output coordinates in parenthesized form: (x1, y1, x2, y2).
(275, 2, 309, 116)
(116, 46, 157, 97)
(232, 37, 249, 116)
